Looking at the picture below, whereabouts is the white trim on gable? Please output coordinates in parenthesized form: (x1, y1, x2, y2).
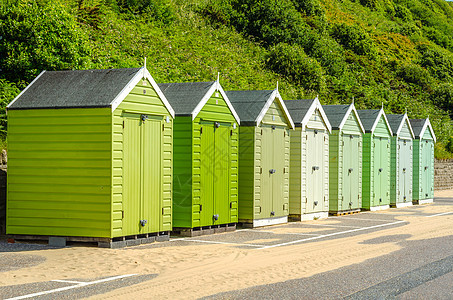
(191, 81, 241, 124)
(110, 67, 175, 118)
(419, 118, 437, 143)
(370, 108, 393, 136)
(338, 103, 365, 134)
(256, 90, 295, 129)
(300, 96, 332, 133)
(396, 113, 415, 139)
(7, 70, 46, 110)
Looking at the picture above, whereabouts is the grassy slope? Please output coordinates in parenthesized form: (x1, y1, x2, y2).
(1, 0, 453, 157)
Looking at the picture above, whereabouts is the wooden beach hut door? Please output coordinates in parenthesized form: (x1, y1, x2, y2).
(398, 139, 411, 202)
(261, 125, 285, 218)
(123, 113, 162, 236)
(200, 121, 231, 226)
(306, 129, 325, 213)
(342, 134, 360, 211)
(422, 140, 434, 199)
(373, 137, 389, 207)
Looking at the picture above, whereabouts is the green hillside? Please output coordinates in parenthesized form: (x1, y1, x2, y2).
(1, 0, 453, 157)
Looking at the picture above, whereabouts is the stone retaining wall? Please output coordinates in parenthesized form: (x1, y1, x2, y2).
(435, 159, 453, 191)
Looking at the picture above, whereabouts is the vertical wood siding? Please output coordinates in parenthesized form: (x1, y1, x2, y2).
(329, 130, 341, 212)
(112, 79, 173, 236)
(412, 139, 421, 201)
(289, 128, 302, 215)
(191, 92, 238, 227)
(238, 126, 255, 220)
(390, 136, 398, 204)
(7, 108, 112, 237)
(362, 133, 373, 209)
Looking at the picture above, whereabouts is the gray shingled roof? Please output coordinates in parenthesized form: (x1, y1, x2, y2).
(158, 82, 215, 116)
(386, 114, 405, 135)
(322, 105, 350, 129)
(410, 119, 426, 138)
(357, 109, 380, 133)
(226, 90, 273, 125)
(284, 99, 315, 127)
(8, 68, 141, 110)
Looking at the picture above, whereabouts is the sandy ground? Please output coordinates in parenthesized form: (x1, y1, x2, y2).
(1, 189, 453, 299)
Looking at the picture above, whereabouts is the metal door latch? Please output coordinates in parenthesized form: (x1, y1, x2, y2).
(269, 169, 276, 174)
(141, 114, 148, 121)
(314, 201, 318, 206)
(140, 219, 147, 227)
(424, 166, 428, 170)
(403, 168, 406, 172)
(270, 211, 275, 216)
(379, 168, 383, 172)
(312, 166, 320, 171)
(349, 202, 353, 207)
(213, 214, 219, 221)
(349, 168, 353, 173)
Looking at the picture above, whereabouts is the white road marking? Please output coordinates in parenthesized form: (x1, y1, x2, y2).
(5, 274, 137, 300)
(303, 223, 363, 228)
(181, 239, 264, 247)
(51, 280, 86, 284)
(425, 212, 453, 218)
(328, 217, 395, 222)
(240, 229, 320, 236)
(257, 221, 406, 250)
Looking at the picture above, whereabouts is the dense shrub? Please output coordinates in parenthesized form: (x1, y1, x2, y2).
(417, 44, 453, 82)
(330, 23, 377, 57)
(117, 0, 174, 24)
(394, 4, 413, 22)
(396, 63, 432, 88)
(267, 43, 325, 93)
(0, 0, 92, 82)
(292, 0, 325, 17)
(0, 80, 19, 138)
(431, 83, 453, 114)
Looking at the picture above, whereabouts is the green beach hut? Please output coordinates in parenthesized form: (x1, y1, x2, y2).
(410, 118, 436, 205)
(158, 80, 240, 235)
(323, 103, 365, 214)
(387, 113, 415, 208)
(7, 67, 175, 247)
(284, 97, 332, 221)
(357, 108, 393, 211)
(226, 89, 294, 227)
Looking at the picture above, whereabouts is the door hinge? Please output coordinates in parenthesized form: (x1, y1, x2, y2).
(260, 167, 262, 174)
(162, 207, 164, 215)
(259, 206, 262, 214)
(121, 210, 124, 219)
(324, 136, 326, 142)
(200, 127, 203, 134)
(200, 204, 203, 211)
(230, 202, 233, 209)
(230, 129, 233, 136)
(261, 128, 263, 135)
(284, 131, 286, 137)
(162, 124, 165, 131)
(283, 167, 286, 174)
(122, 120, 124, 129)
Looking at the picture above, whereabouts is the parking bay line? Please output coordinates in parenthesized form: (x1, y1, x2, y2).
(425, 211, 453, 218)
(5, 274, 137, 300)
(256, 220, 406, 250)
(180, 239, 265, 247)
(328, 216, 397, 222)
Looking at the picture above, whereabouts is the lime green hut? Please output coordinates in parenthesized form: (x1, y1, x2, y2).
(158, 80, 240, 235)
(226, 89, 294, 227)
(323, 103, 365, 214)
(387, 113, 415, 208)
(7, 67, 175, 247)
(357, 108, 393, 211)
(410, 118, 436, 205)
(284, 97, 332, 221)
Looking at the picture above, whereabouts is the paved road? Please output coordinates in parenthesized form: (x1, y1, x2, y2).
(206, 201, 453, 299)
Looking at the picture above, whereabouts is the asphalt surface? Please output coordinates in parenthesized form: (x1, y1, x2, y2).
(0, 274, 157, 300)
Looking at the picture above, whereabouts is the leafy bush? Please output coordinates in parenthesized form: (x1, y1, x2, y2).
(394, 4, 413, 22)
(431, 83, 453, 114)
(292, 0, 325, 17)
(117, 0, 174, 24)
(331, 23, 377, 57)
(267, 43, 325, 93)
(396, 63, 432, 88)
(0, 80, 19, 138)
(417, 44, 453, 82)
(0, 0, 92, 82)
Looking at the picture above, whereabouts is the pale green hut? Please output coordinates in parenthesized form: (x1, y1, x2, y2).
(387, 113, 415, 208)
(357, 108, 393, 211)
(323, 103, 365, 214)
(226, 89, 294, 227)
(284, 97, 332, 221)
(410, 118, 436, 205)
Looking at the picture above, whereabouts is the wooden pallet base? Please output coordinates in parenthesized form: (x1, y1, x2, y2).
(329, 209, 361, 216)
(173, 223, 236, 237)
(9, 231, 170, 249)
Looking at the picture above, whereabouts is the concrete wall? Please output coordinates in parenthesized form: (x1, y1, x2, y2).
(435, 159, 453, 190)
